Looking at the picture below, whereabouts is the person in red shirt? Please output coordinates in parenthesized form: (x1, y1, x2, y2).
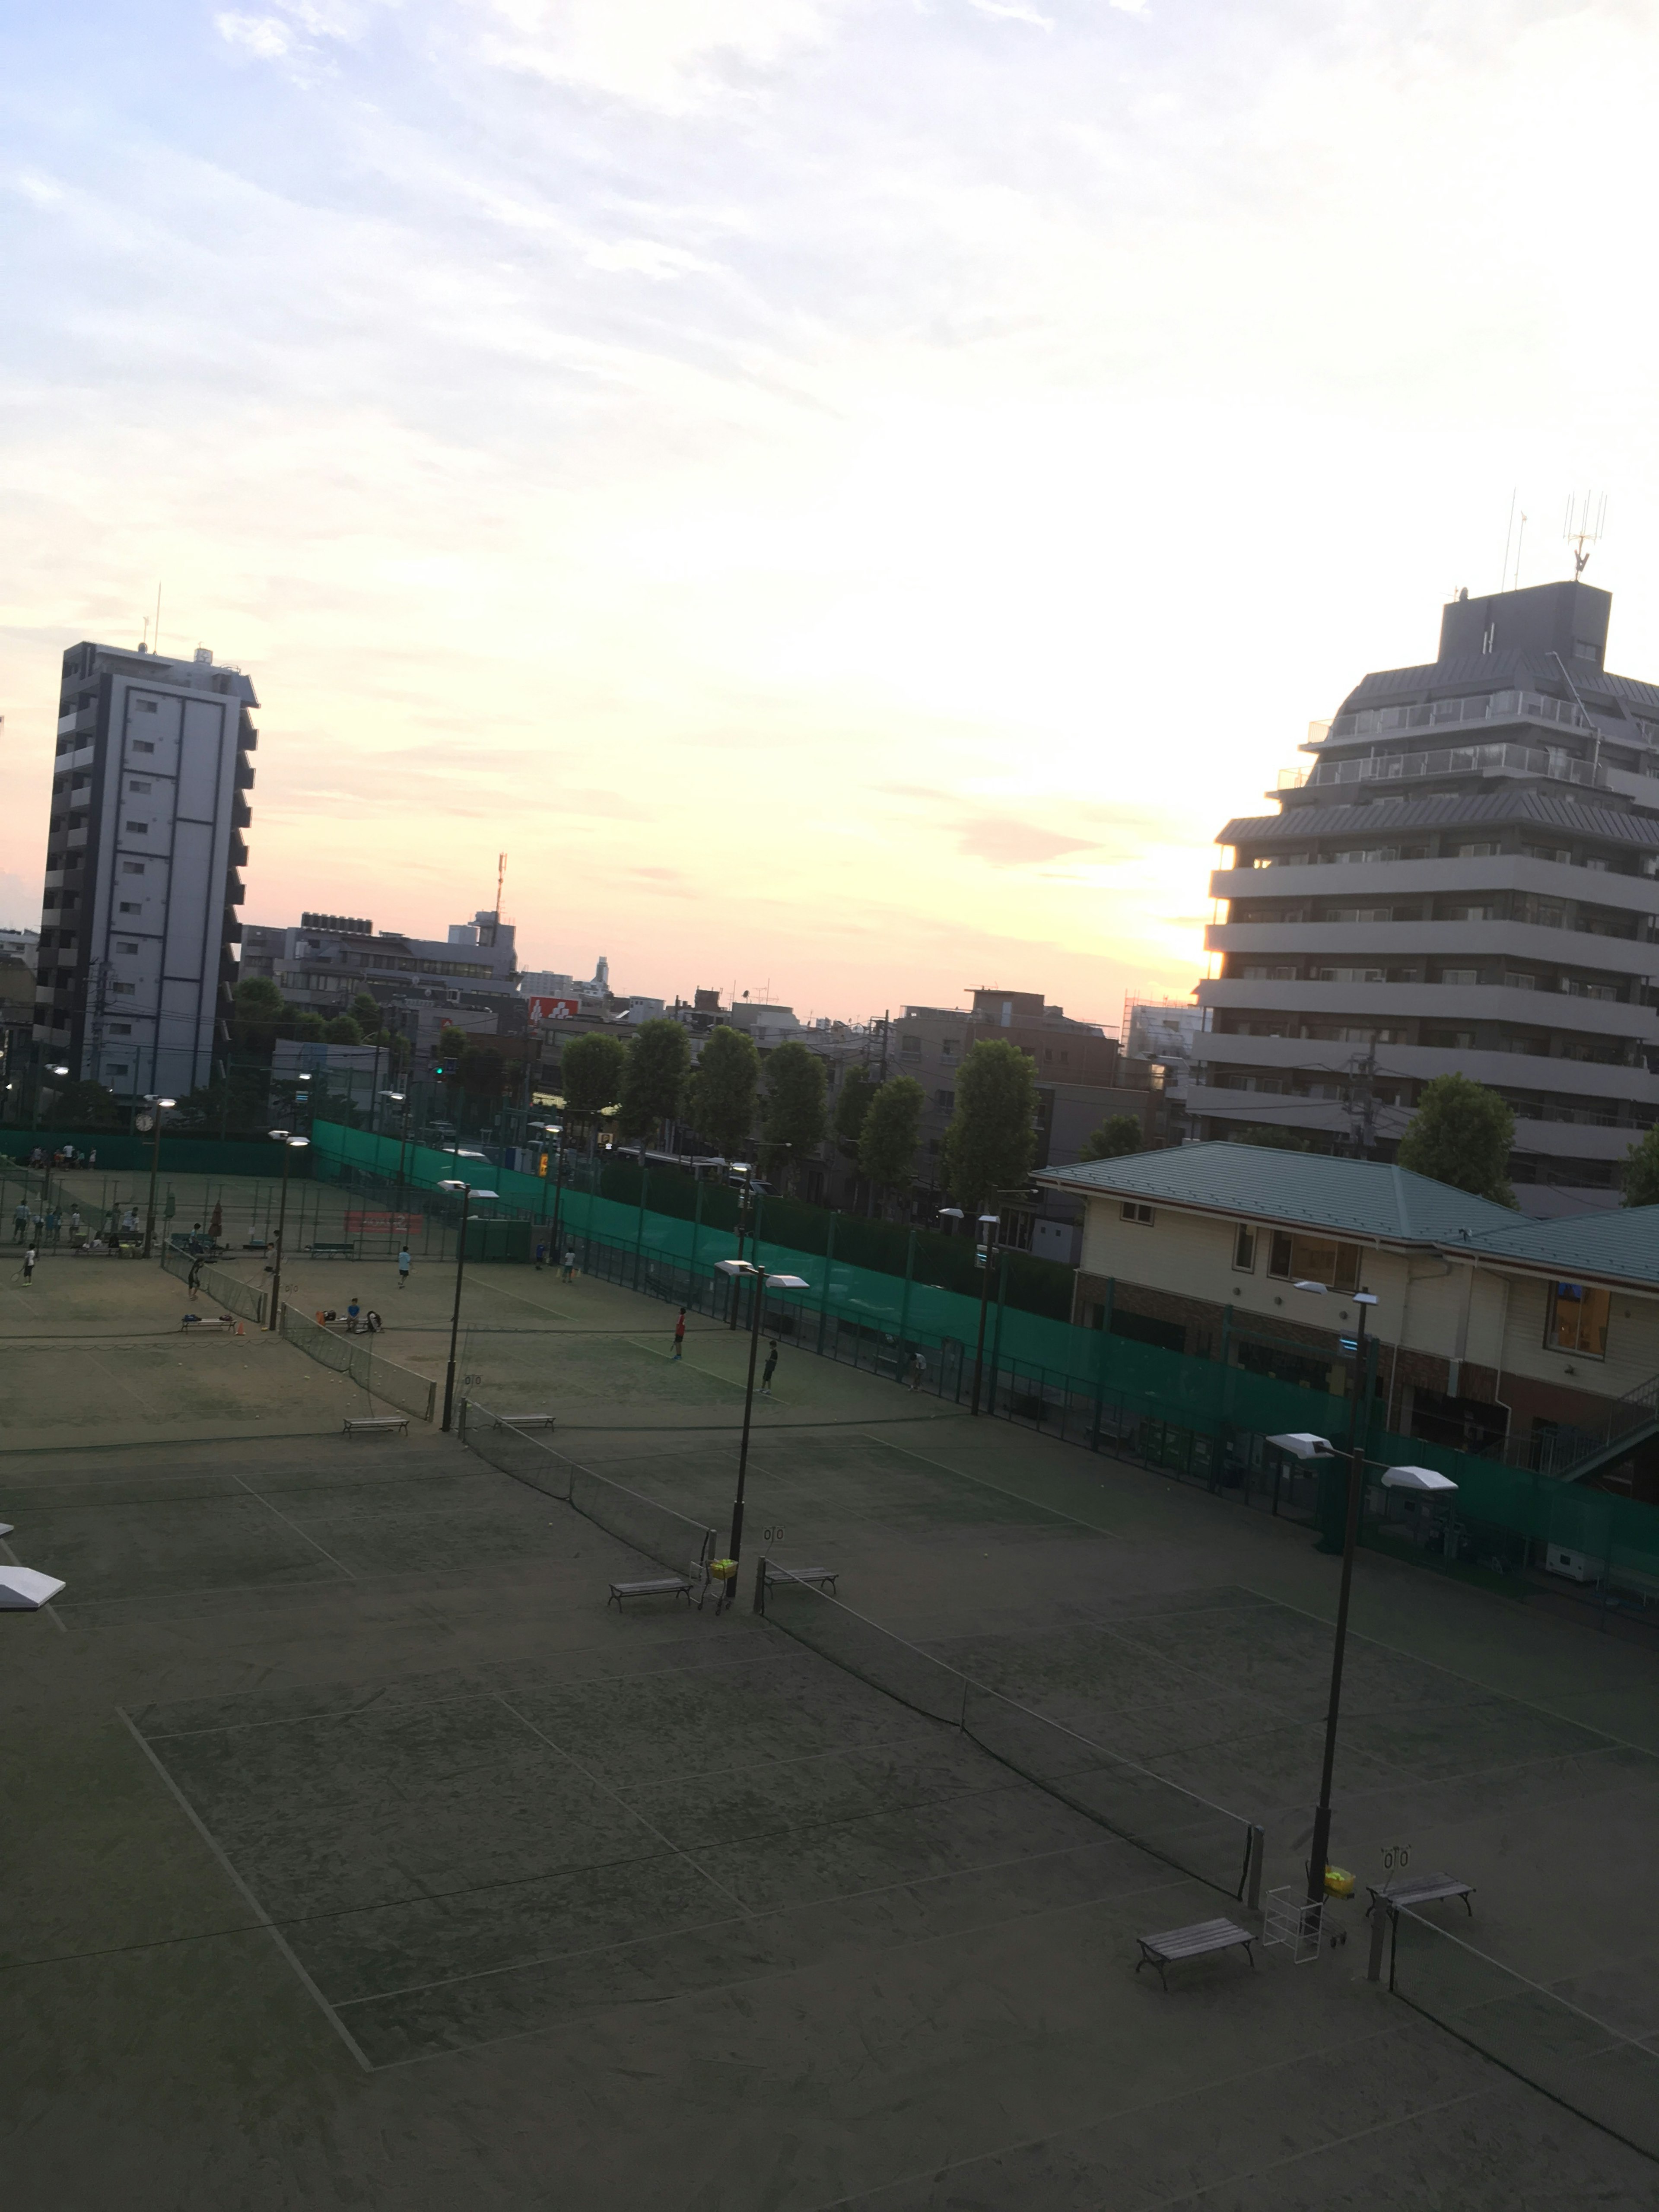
(672, 1309, 686, 1360)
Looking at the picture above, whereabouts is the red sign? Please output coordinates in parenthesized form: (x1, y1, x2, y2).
(528, 996, 580, 1023)
(345, 1212, 425, 1234)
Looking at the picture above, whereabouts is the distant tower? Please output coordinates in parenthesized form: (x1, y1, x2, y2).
(594, 954, 610, 992)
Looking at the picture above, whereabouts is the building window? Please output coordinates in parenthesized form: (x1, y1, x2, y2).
(1120, 1201, 1154, 1226)
(125, 820, 149, 833)
(935, 1089, 955, 1109)
(1503, 973, 1535, 990)
(116, 938, 139, 953)
(129, 779, 152, 794)
(132, 739, 155, 754)
(1233, 1224, 1256, 1272)
(118, 901, 140, 914)
(111, 982, 135, 996)
(1546, 1280, 1608, 1358)
(134, 699, 158, 714)
(900, 1035, 921, 1055)
(1267, 1230, 1359, 1291)
(1438, 970, 1478, 986)
(109, 1024, 132, 1036)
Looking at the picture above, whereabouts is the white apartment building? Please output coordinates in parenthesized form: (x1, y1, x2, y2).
(1193, 580, 1659, 1213)
(36, 640, 255, 1099)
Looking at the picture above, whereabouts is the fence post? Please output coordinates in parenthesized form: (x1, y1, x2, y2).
(753, 1554, 767, 1615)
(1245, 1823, 1265, 1913)
(987, 1253, 1008, 1414)
(818, 1212, 835, 1355)
(898, 1228, 915, 1359)
(690, 1176, 702, 1282)
(1367, 1904, 1389, 1983)
(1090, 1278, 1115, 1450)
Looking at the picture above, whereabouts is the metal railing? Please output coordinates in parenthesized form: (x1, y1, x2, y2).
(1328, 690, 1592, 742)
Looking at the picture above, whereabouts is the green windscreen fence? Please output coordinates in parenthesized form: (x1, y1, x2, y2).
(307, 1123, 1659, 1605)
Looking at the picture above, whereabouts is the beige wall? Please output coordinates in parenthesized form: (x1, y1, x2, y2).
(1079, 1194, 1659, 1403)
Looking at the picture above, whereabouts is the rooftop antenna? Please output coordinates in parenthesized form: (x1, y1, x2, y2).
(1500, 488, 1516, 593)
(495, 850, 507, 918)
(1564, 490, 1607, 581)
(1512, 511, 1527, 592)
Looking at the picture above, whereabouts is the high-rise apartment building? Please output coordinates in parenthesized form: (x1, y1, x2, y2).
(37, 641, 255, 1099)
(1192, 580, 1659, 1210)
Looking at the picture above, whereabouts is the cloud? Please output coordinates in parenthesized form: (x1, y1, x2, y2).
(955, 818, 1102, 867)
(215, 13, 296, 59)
(472, 0, 839, 111)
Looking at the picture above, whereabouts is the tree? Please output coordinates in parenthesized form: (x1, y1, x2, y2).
(46, 1078, 123, 1128)
(686, 1024, 760, 1160)
(348, 992, 382, 1034)
(942, 1038, 1037, 1209)
(560, 1030, 627, 1144)
(859, 1076, 924, 1209)
(1395, 1073, 1517, 1206)
(1621, 1124, 1659, 1208)
(231, 975, 285, 1058)
(1229, 1124, 1315, 1153)
(760, 1040, 827, 1189)
(1083, 1113, 1143, 1160)
(433, 1023, 472, 1074)
(617, 1018, 691, 1146)
(834, 1066, 880, 1154)
(324, 1014, 363, 1045)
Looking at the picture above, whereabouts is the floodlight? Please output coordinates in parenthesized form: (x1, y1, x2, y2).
(1381, 1465, 1458, 1493)
(716, 1259, 759, 1276)
(1266, 1431, 1337, 1460)
(767, 1274, 810, 1290)
(1294, 1278, 1327, 1294)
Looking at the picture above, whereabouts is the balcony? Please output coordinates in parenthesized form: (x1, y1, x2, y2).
(1211, 859, 1659, 913)
(1326, 688, 1592, 744)
(56, 705, 96, 739)
(1278, 740, 1609, 797)
(1207, 919, 1658, 980)
(1193, 1029, 1659, 1101)
(1198, 976, 1654, 1039)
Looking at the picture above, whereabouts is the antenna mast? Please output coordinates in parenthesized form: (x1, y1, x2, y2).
(496, 851, 507, 918)
(1564, 491, 1607, 582)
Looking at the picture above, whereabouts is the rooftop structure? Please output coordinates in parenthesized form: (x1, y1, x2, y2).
(1193, 580, 1659, 1212)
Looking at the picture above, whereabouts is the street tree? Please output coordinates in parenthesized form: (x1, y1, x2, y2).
(1622, 1123, 1659, 1208)
(761, 1040, 827, 1189)
(833, 1066, 880, 1153)
(859, 1076, 924, 1211)
(686, 1024, 760, 1161)
(1082, 1113, 1143, 1160)
(560, 1030, 627, 1147)
(943, 1038, 1037, 1208)
(1395, 1073, 1517, 1206)
(617, 1018, 692, 1147)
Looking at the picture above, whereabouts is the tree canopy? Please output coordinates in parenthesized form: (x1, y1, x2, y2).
(1395, 1073, 1517, 1206)
(560, 1030, 627, 1129)
(761, 1040, 827, 1187)
(1621, 1123, 1659, 1208)
(833, 1066, 880, 1152)
(1082, 1113, 1143, 1160)
(686, 1024, 760, 1161)
(617, 1018, 691, 1144)
(858, 1075, 924, 1204)
(942, 1038, 1037, 1208)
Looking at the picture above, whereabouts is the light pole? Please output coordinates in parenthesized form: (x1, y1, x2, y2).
(713, 1258, 809, 1609)
(727, 1164, 756, 1330)
(38, 1064, 69, 1229)
(1294, 1276, 1380, 1905)
(139, 1093, 179, 1258)
(530, 1119, 568, 1252)
(380, 1088, 411, 1215)
(969, 1211, 1001, 1415)
(264, 1131, 311, 1327)
(437, 1176, 497, 1432)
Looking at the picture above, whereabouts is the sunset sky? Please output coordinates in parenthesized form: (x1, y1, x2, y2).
(6, 2, 1659, 1031)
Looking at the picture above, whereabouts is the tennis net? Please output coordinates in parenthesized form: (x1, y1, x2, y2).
(462, 1405, 717, 1578)
(761, 1566, 1261, 1899)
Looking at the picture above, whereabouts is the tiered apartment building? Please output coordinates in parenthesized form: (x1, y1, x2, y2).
(36, 641, 255, 1100)
(1192, 580, 1659, 1212)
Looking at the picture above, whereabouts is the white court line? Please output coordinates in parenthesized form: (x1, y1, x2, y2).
(114, 1706, 372, 2073)
(228, 1471, 358, 1580)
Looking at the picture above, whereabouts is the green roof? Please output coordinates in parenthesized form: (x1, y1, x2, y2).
(1036, 1142, 1520, 1243)
(1464, 1208, 1659, 1290)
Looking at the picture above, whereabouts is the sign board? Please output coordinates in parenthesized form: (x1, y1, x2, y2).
(345, 1211, 425, 1234)
(527, 996, 580, 1023)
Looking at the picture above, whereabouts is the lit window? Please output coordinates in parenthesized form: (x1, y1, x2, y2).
(1546, 1281, 1608, 1357)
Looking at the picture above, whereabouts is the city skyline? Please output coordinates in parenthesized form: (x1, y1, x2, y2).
(8, 6, 1659, 1023)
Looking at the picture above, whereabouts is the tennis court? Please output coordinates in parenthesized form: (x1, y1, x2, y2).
(7, 1251, 1659, 2205)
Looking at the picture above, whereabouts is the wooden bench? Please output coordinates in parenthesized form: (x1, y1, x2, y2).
(1367, 1872, 1474, 1920)
(496, 1413, 556, 1431)
(180, 1314, 236, 1333)
(309, 1242, 355, 1259)
(607, 1577, 693, 1609)
(763, 1564, 839, 1594)
(342, 1415, 409, 1439)
(1136, 1917, 1256, 1991)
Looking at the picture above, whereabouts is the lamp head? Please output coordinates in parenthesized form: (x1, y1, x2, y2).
(1293, 1278, 1327, 1294)
(716, 1258, 759, 1277)
(937, 1206, 964, 1220)
(1354, 1290, 1379, 1306)
(287, 1137, 309, 1150)
(268, 1128, 289, 1141)
(977, 1212, 999, 1227)
(767, 1273, 810, 1291)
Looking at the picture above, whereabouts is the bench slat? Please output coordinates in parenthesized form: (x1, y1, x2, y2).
(608, 1576, 693, 1609)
